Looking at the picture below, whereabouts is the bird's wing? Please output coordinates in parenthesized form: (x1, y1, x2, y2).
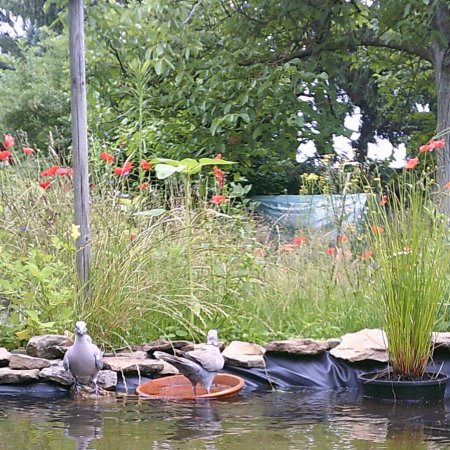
(154, 351, 202, 375)
(184, 346, 224, 372)
(63, 349, 70, 371)
(92, 345, 103, 370)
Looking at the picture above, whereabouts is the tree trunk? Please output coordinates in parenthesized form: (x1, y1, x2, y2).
(432, 5, 450, 215)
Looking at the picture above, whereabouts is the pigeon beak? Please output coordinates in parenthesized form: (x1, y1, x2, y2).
(75, 321, 87, 336)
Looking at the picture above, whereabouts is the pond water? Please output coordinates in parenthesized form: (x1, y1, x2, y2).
(1, 388, 450, 449)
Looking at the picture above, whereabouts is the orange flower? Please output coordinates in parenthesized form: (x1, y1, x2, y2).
(56, 167, 73, 176)
(419, 144, 432, 153)
(211, 195, 228, 205)
(3, 134, 15, 149)
(361, 250, 373, 260)
(337, 235, 348, 243)
(40, 165, 59, 177)
(214, 153, 222, 160)
(420, 139, 445, 152)
(405, 158, 419, 170)
(138, 182, 149, 190)
(379, 195, 388, 206)
(140, 160, 153, 170)
(445, 181, 450, 189)
(0, 150, 12, 160)
(293, 236, 306, 246)
(370, 225, 384, 235)
(100, 152, 115, 164)
(326, 247, 337, 255)
(23, 147, 34, 155)
(114, 161, 134, 176)
(39, 181, 51, 190)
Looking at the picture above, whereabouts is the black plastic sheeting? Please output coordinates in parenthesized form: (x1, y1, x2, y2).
(2, 351, 450, 399)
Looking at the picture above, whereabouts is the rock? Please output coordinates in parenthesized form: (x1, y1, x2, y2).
(9, 354, 51, 370)
(0, 367, 40, 384)
(10, 348, 27, 355)
(222, 341, 266, 368)
(330, 329, 388, 363)
(97, 370, 117, 391)
(39, 365, 74, 386)
(102, 356, 164, 375)
(27, 335, 73, 359)
(180, 342, 226, 352)
(264, 338, 341, 355)
(0, 348, 11, 367)
(433, 332, 450, 349)
(143, 339, 191, 356)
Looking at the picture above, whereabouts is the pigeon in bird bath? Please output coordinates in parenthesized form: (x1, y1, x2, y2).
(154, 329, 225, 396)
(63, 321, 104, 396)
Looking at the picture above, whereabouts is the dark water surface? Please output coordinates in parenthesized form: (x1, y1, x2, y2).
(1, 388, 450, 449)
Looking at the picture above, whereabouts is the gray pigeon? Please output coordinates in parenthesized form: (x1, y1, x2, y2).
(63, 321, 103, 395)
(154, 329, 224, 396)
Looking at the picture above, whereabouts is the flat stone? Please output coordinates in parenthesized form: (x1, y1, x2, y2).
(143, 339, 191, 356)
(264, 338, 341, 355)
(26, 335, 73, 359)
(0, 367, 40, 384)
(102, 356, 164, 375)
(39, 365, 74, 386)
(97, 370, 117, 390)
(222, 341, 266, 368)
(9, 354, 51, 370)
(10, 348, 27, 355)
(330, 328, 388, 363)
(0, 348, 11, 367)
(180, 342, 226, 352)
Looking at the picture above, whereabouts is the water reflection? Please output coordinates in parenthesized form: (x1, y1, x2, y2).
(63, 402, 103, 450)
(1, 389, 450, 449)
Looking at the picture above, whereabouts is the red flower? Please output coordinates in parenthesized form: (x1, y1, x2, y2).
(39, 181, 51, 190)
(3, 134, 15, 149)
(140, 160, 153, 170)
(213, 166, 225, 190)
(114, 161, 134, 176)
(445, 181, 450, 189)
(0, 150, 12, 160)
(405, 158, 419, 170)
(337, 235, 348, 243)
(214, 153, 222, 160)
(100, 152, 115, 164)
(370, 225, 384, 235)
(138, 182, 149, 190)
(361, 250, 373, 260)
(326, 247, 337, 255)
(56, 167, 73, 176)
(293, 236, 306, 246)
(40, 165, 59, 177)
(211, 195, 228, 205)
(379, 195, 388, 206)
(420, 139, 445, 152)
(23, 147, 34, 155)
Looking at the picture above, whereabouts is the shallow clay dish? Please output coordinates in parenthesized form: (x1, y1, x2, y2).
(136, 373, 245, 400)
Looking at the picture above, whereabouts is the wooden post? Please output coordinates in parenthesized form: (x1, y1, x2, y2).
(68, 0, 91, 294)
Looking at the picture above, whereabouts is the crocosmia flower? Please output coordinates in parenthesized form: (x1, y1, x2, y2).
(0, 150, 12, 160)
(40, 165, 59, 177)
(140, 160, 153, 170)
(114, 161, 134, 176)
(56, 167, 73, 176)
(405, 158, 419, 170)
(214, 153, 222, 160)
(138, 182, 149, 190)
(326, 247, 337, 255)
(420, 139, 445, 152)
(100, 152, 115, 164)
(370, 225, 384, 235)
(3, 134, 15, 149)
(23, 147, 34, 155)
(379, 195, 388, 206)
(39, 181, 51, 190)
(293, 236, 306, 246)
(337, 235, 348, 243)
(211, 195, 228, 205)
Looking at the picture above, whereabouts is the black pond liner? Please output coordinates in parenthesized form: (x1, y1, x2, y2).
(1, 349, 450, 399)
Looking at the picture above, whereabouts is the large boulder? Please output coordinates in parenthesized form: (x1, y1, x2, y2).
(9, 354, 51, 370)
(97, 370, 118, 391)
(0, 348, 11, 367)
(39, 365, 74, 386)
(264, 338, 340, 355)
(222, 341, 266, 368)
(0, 367, 40, 384)
(330, 329, 388, 363)
(26, 335, 73, 359)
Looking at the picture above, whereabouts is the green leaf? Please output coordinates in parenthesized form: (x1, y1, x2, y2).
(155, 164, 180, 179)
(133, 209, 166, 217)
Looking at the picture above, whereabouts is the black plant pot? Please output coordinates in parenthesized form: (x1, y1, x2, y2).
(358, 371, 449, 403)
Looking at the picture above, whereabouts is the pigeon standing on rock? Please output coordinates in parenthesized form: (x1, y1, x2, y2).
(154, 329, 224, 396)
(63, 321, 103, 395)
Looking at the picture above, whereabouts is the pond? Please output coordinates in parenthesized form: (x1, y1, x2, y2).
(1, 388, 450, 449)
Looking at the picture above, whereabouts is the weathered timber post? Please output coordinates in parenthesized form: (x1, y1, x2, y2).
(68, 0, 91, 295)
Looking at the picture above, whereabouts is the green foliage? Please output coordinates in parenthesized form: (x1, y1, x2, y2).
(0, 31, 71, 152)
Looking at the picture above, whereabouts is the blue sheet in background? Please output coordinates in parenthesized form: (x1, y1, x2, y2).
(252, 194, 368, 238)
